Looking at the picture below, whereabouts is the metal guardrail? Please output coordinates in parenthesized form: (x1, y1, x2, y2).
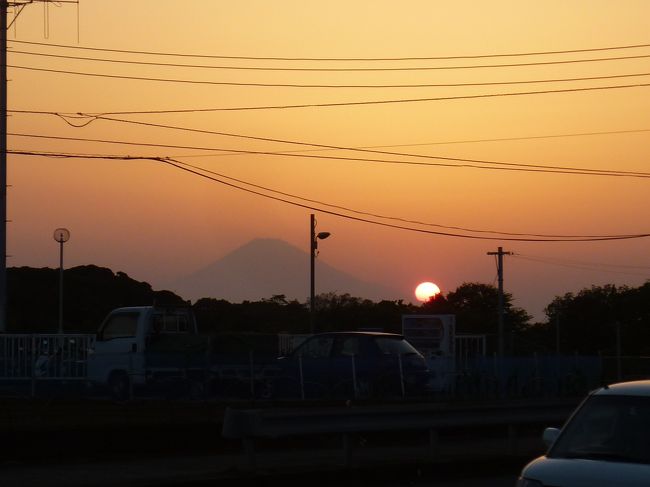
(222, 400, 576, 469)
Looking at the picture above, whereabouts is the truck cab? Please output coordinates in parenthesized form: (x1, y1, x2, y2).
(87, 306, 202, 399)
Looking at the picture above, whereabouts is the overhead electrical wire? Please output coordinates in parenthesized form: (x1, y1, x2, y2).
(9, 63, 650, 89)
(175, 127, 650, 157)
(9, 147, 640, 239)
(512, 254, 650, 276)
(9, 149, 650, 243)
(92, 116, 650, 178)
(351, 128, 650, 148)
(10, 108, 650, 148)
(9, 130, 650, 179)
(514, 253, 650, 270)
(9, 39, 650, 61)
(10, 48, 650, 71)
(18, 82, 650, 113)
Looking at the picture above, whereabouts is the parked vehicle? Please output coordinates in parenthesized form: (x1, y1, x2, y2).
(517, 380, 650, 487)
(87, 305, 267, 400)
(270, 331, 434, 400)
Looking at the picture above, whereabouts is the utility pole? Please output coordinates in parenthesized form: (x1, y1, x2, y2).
(487, 247, 512, 356)
(0, 2, 79, 333)
(0, 2, 7, 333)
(54, 228, 70, 334)
(309, 214, 330, 334)
(310, 214, 316, 333)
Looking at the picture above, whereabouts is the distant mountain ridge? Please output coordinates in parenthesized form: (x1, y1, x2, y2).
(170, 238, 401, 303)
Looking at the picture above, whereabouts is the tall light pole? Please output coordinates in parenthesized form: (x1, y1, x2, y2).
(54, 228, 70, 334)
(310, 214, 330, 334)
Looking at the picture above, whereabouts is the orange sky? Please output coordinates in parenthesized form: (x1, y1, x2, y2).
(6, 1, 650, 321)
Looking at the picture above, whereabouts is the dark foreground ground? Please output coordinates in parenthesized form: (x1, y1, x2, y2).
(0, 423, 541, 487)
(1, 448, 528, 487)
(0, 396, 567, 487)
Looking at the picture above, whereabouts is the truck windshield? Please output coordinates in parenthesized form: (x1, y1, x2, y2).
(98, 312, 139, 341)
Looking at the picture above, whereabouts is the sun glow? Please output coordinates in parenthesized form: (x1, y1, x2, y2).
(415, 282, 441, 302)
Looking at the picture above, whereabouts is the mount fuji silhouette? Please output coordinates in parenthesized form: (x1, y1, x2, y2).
(170, 238, 402, 303)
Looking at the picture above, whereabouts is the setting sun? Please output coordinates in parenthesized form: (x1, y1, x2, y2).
(414, 282, 441, 302)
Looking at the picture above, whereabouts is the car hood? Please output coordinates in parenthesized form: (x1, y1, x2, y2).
(522, 456, 650, 487)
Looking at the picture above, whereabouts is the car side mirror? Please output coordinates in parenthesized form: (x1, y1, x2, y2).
(542, 427, 560, 447)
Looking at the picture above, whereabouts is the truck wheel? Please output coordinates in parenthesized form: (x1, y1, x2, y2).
(108, 372, 130, 401)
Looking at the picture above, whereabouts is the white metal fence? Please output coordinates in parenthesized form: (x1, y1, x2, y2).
(0, 334, 95, 380)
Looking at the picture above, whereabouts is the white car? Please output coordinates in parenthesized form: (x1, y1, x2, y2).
(517, 380, 650, 487)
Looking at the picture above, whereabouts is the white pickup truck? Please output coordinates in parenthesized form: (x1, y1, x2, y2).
(87, 305, 227, 400)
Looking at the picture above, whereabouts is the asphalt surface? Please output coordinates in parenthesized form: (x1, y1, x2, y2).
(0, 429, 539, 487)
(1, 453, 527, 487)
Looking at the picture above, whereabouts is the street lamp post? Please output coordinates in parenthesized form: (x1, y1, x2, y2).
(53, 228, 70, 334)
(310, 214, 330, 334)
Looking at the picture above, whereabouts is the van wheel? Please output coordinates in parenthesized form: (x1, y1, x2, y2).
(108, 372, 130, 401)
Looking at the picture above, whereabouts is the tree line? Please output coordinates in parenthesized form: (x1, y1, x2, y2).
(6, 265, 650, 356)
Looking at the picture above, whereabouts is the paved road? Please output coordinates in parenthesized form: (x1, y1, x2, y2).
(413, 475, 517, 487)
(1, 453, 528, 487)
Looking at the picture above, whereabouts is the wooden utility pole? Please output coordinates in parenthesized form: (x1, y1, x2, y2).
(487, 247, 512, 356)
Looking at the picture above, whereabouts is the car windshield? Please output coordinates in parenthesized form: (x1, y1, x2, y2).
(374, 336, 420, 356)
(549, 394, 650, 464)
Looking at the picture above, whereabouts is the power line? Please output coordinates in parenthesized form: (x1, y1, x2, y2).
(9, 38, 650, 61)
(9, 62, 650, 88)
(355, 128, 650, 148)
(95, 116, 650, 177)
(9, 67, 650, 111)
(13, 151, 636, 238)
(53, 83, 650, 113)
(10, 149, 650, 243)
(512, 254, 650, 276)
(514, 253, 650, 270)
(10, 48, 650, 71)
(10, 130, 650, 179)
(14, 147, 605, 238)
(11, 109, 650, 148)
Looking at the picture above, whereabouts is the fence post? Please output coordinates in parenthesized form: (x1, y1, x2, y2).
(351, 354, 358, 399)
(616, 322, 622, 382)
(493, 352, 499, 398)
(128, 352, 134, 400)
(249, 350, 255, 400)
(30, 335, 36, 398)
(398, 353, 405, 398)
(298, 353, 305, 400)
